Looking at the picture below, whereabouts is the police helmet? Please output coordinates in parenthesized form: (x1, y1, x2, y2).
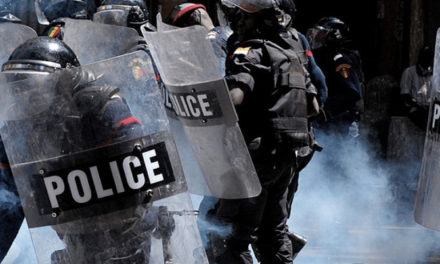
(1, 37, 81, 119)
(0, 0, 21, 23)
(167, 3, 214, 30)
(306, 17, 349, 50)
(93, 0, 149, 29)
(222, 0, 291, 31)
(3, 36, 80, 72)
(35, 0, 91, 24)
(277, 0, 295, 20)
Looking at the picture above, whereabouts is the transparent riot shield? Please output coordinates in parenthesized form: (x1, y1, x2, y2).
(154, 13, 178, 32)
(61, 18, 141, 65)
(221, 0, 273, 13)
(415, 28, 440, 231)
(0, 22, 37, 65)
(143, 26, 261, 199)
(0, 51, 207, 264)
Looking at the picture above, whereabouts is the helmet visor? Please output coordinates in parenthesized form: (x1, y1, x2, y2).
(35, 0, 88, 24)
(0, 71, 62, 120)
(306, 27, 327, 50)
(221, 0, 273, 13)
(93, 8, 128, 26)
(93, 5, 145, 27)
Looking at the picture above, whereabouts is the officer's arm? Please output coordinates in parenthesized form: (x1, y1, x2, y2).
(334, 54, 363, 102)
(73, 84, 143, 145)
(399, 67, 419, 108)
(299, 33, 328, 104)
(225, 46, 264, 105)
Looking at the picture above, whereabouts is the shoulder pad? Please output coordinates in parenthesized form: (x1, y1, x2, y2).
(233, 47, 251, 56)
(288, 28, 299, 40)
(333, 52, 354, 79)
(47, 25, 62, 38)
(73, 84, 120, 114)
(335, 63, 352, 79)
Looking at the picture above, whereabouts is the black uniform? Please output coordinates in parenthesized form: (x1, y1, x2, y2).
(0, 136, 22, 262)
(313, 46, 364, 136)
(205, 24, 316, 262)
(0, 37, 143, 262)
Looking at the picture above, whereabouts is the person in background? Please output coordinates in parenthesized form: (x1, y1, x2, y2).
(400, 45, 434, 130)
(307, 16, 364, 139)
(205, 0, 319, 262)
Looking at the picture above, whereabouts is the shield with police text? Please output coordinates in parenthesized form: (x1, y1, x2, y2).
(0, 51, 208, 264)
(143, 26, 261, 199)
(0, 22, 37, 65)
(61, 18, 141, 65)
(415, 29, 440, 231)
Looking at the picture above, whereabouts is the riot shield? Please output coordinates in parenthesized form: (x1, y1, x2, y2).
(154, 12, 178, 32)
(61, 18, 141, 65)
(143, 26, 261, 199)
(0, 22, 37, 65)
(415, 28, 440, 231)
(0, 51, 207, 263)
(221, 0, 273, 13)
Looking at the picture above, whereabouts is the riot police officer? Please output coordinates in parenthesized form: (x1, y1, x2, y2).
(0, 36, 148, 263)
(93, 0, 156, 34)
(276, 0, 326, 259)
(307, 17, 365, 138)
(0, 2, 37, 260)
(205, 0, 318, 263)
(35, 0, 96, 39)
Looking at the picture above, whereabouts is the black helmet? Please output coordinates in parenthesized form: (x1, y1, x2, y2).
(167, 3, 214, 30)
(35, 0, 91, 24)
(0, 0, 21, 23)
(3, 36, 80, 72)
(306, 17, 349, 50)
(277, 0, 295, 20)
(222, 0, 291, 33)
(93, 0, 149, 30)
(1, 37, 82, 120)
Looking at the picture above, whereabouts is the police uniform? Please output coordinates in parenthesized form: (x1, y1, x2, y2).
(0, 136, 23, 262)
(313, 46, 364, 135)
(0, 77, 142, 262)
(207, 29, 315, 263)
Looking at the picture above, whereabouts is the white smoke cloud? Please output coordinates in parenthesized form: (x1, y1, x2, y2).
(5, 129, 440, 264)
(289, 131, 440, 264)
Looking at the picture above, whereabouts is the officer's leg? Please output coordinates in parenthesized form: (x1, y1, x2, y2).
(0, 169, 24, 262)
(197, 196, 219, 262)
(255, 159, 296, 264)
(210, 193, 267, 264)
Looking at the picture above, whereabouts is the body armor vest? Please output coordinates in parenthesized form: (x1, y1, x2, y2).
(243, 38, 310, 146)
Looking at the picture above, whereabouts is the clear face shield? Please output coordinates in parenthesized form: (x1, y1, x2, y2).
(93, 4, 144, 27)
(0, 62, 64, 120)
(306, 26, 328, 50)
(221, 0, 273, 13)
(35, 0, 88, 25)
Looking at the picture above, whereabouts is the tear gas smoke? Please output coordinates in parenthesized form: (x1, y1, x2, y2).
(289, 130, 440, 264)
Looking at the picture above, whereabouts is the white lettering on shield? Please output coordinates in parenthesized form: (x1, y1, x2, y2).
(170, 93, 214, 118)
(43, 149, 164, 209)
(432, 103, 440, 129)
